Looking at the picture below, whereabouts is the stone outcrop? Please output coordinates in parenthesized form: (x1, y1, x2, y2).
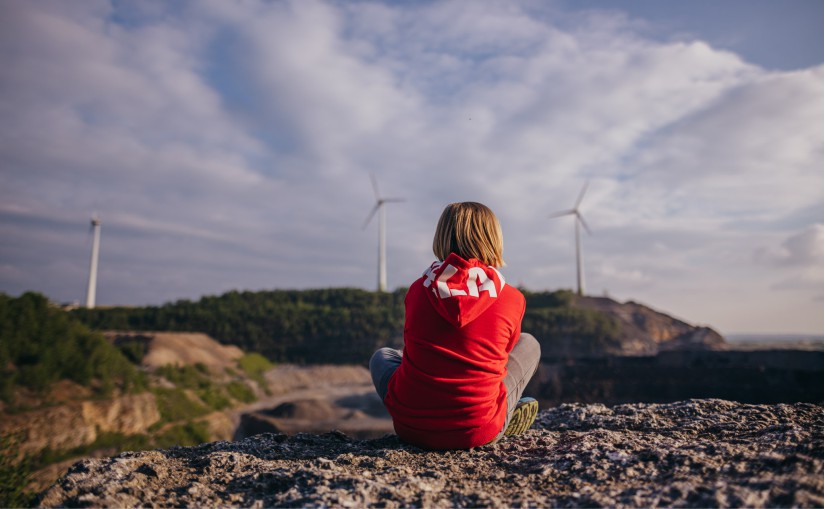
(574, 296, 726, 355)
(1, 393, 160, 454)
(39, 399, 823, 508)
(81, 394, 162, 436)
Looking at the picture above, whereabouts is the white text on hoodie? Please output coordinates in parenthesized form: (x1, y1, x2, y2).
(422, 262, 505, 299)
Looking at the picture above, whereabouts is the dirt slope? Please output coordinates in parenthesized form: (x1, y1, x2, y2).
(105, 331, 245, 369)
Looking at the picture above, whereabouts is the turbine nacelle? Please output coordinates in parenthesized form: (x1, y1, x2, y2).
(548, 209, 591, 234)
(362, 173, 405, 229)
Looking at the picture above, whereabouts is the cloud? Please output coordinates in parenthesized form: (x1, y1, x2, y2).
(756, 225, 824, 268)
(0, 0, 821, 334)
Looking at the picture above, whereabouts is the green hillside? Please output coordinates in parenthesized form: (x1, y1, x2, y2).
(0, 292, 144, 404)
(72, 287, 620, 363)
(0, 293, 275, 504)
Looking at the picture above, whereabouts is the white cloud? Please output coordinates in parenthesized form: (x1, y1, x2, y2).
(756, 225, 824, 268)
(755, 225, 823, 301)
(0, 0, 821, 334)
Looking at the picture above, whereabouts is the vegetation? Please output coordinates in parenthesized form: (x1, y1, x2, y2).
(521, 290, 623, 356)
(32, 424, 211, 472)
(33, 431, 152, 470)
(0, 292, 145, 405)
(0, 292, 273, 496)
(0, 433, 34, 508)
(155, 363, 231, 411)
(151, 386, 212, 424)
(237, 352, 274, 394)
(238, 352, 274, 378)
(225, 380, 257, 403)
(70, 287, 624, 363)
(73, 288, 407, 364)
(150, 362, 259, 423)
(0, 286, 628, 498)
(154, 421, 212, 450)
(114, 336, 149, 364)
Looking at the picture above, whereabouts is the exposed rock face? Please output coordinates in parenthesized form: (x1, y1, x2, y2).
(39, 399, 823, 508)
(575, 296, 726, 355)
(1, 393, 160, 454)
(81, 394, 162, 436)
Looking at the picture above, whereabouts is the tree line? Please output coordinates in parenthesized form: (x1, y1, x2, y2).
(71, 287, 621, 363)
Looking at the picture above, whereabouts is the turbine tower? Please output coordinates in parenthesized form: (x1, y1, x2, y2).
(550, 181, 591, 296)
(86, 215, 101, 308)
(362, 174, 404, 292)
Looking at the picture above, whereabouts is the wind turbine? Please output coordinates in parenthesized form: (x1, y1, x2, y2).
(362, 174, 404, 292)
(85, 215, 102, 308)
(550, 181, 591, 296)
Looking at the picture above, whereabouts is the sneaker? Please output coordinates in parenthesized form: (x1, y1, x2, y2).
(504, 397, 538, 436)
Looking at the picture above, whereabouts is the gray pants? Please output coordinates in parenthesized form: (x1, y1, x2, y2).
(369, 333, 541, 439)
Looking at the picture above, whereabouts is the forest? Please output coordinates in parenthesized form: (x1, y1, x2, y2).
(71, 287, 621, 364)
(0, 292, 144, 404)
(0, 288, 622, 397)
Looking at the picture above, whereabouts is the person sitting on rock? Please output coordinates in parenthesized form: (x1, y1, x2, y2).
(370, 201, 541, 450)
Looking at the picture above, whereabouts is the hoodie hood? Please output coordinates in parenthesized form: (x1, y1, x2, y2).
(421, 253, 506, 328)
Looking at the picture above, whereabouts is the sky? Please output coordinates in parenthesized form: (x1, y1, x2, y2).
(0, 0, 822, 336)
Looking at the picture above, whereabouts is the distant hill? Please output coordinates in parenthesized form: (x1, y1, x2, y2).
(575, 295, 725, 353)
(520, 291, 724, 358)
(71, 288, 724, 363)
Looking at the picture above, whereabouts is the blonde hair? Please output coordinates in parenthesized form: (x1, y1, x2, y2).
(433, 202, 505, 267)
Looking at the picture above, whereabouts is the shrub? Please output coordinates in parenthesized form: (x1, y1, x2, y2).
(0, 433, 34, 508)
(237, 353, 274, 377)
(151, 387, 210, 423)
(226, 381, 256, 403)
(155, 422, 211, 449)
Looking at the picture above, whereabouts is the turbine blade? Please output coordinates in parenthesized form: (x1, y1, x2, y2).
(577, 213, 592, 234)
(369, 173, 381, 201)
(362, 202, 381, 229)
(548, 209, 575, 219)
(383, 197, 405, 203)
(574, 180, 589, 209)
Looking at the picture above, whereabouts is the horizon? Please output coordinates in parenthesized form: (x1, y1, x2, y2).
(13, 284, 824, 340)
(1, 0, 822, 336)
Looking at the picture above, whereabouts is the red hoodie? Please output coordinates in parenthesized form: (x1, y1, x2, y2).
(384, 253, 526, 449)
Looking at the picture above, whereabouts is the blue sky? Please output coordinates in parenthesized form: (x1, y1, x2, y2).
(0, 0, 822, 335)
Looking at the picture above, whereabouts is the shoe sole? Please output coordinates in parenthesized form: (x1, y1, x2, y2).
(504, 399, 538, 436)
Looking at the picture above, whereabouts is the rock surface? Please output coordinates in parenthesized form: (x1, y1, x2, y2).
(574, 296, 726, 355)
(39, 399, 823, 508)
(1, 393, 160, 454)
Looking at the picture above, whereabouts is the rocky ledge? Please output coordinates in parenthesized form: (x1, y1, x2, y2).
(39, 399, 823, 508)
